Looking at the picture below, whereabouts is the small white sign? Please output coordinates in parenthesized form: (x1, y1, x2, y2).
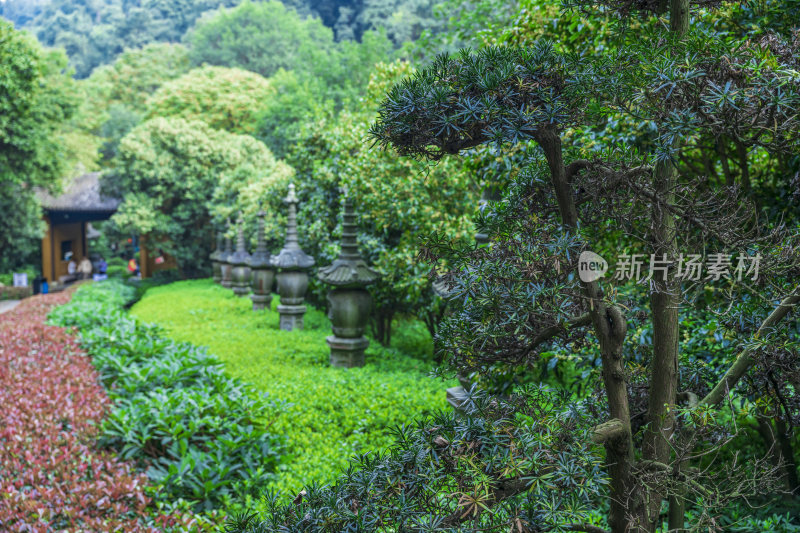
(12, 273, 28, 287)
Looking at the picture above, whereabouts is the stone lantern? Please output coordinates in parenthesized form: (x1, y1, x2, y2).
(318, 195, 380, 368)
(248, 208, 274, 311)
(210, 229, 224, 284)
(271, 183, 314, 330)
(220, 221, 234, 289)
(229, 217, 252, 297)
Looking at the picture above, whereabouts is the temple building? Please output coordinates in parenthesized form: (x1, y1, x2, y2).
(37, 172, 173, 284)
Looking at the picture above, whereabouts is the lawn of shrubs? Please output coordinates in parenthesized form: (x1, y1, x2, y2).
(130, 279, 452, 498)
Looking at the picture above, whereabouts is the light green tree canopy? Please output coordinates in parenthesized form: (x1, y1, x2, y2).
(185, 0, 393, 109)
(108, 117, 292, 277)
(185, 0, 337, 81)
(72, 43, 192, 166)
(83, 43, 191, 117)
(0, 19, 77, 188)
(145, 66, 274, 135)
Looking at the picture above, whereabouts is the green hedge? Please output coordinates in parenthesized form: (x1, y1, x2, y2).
(130, 279, 453, 497)
(48, 280, 284, 512)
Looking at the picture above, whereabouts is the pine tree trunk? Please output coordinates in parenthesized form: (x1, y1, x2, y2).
(536, 128, 637, 532)
(662, 1, 690, 528)
(643, 159, 680, 532)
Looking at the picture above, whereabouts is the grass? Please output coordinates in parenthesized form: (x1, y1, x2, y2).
(130, 279, 452, 497)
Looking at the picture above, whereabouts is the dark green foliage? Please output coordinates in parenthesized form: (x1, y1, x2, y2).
(333, 10, 800, 531)
(0, 20, 78, 272)
(370, 42, 580, 160)
(0, 183, 47, 273)
(254, 69, 332, 158)
(99, 104, 141, 160)
(26, 0, 242, 78)
(7, 0, 440, 79)
(227, 385, 607, 532)
(427, 161, 586, 373)
(0, 20, 77, 185)
(48, 281, 284, 511)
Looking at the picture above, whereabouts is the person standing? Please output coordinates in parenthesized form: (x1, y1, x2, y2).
(78, 257, 93, 280)
(127, 257, 139, 277)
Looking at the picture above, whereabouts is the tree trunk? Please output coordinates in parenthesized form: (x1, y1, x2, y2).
(643, 159, 680, 532)
(535, 128, 637, 533)
(373, 308, 394, 346)
(756, 414, 800, 496)
(660, 2, 689, 528)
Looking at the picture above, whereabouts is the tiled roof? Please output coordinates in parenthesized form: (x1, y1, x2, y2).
(37, 172, 120, 213)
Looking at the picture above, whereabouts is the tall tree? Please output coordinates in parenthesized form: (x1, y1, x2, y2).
(145, 66, 275, 135)
(106, 117, 291, 277)
(0, 19, 78, 271)
(228, 1, 800, 531)
(185, 0, 337, 81)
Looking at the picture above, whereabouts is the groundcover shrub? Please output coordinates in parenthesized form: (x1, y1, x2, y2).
(130, 279, 452, 497)
(48, 280, 284, 512)
(0, 290, 196, 531)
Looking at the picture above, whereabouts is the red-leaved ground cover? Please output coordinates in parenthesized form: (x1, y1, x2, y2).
(0, 290, 185, 532)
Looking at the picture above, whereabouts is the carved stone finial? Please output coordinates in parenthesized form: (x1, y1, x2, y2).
(272, 183, 314, 269)
(273, 184, 315, 330)
(317, 195, 379, 287)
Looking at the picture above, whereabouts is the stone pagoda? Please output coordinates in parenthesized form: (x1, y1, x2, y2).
(271, 184, 315, 330)
(317, 195, 380, 367)
(229, 217, 252, 297)
(248, 208, 274, 310)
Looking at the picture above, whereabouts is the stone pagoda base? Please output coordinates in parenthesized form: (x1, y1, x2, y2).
(233, 283, 250, 297)
(278, 304, 305, 331)
(327, 335, 369, 368)
(251, 293, 272, 311)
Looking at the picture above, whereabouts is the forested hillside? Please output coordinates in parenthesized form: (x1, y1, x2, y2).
(0, 0, 450, 77)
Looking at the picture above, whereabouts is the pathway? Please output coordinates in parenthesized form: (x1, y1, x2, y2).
(0, 299, 20, 314)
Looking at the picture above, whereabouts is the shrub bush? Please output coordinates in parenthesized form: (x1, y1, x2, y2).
(49, 280, 284, 512)
(106, 264, 128, 279)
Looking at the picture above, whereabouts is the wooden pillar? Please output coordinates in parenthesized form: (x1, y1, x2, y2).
(41, 216, 55, 283)
(81, 221, 87, 259)
(139, 236, 150, 279)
